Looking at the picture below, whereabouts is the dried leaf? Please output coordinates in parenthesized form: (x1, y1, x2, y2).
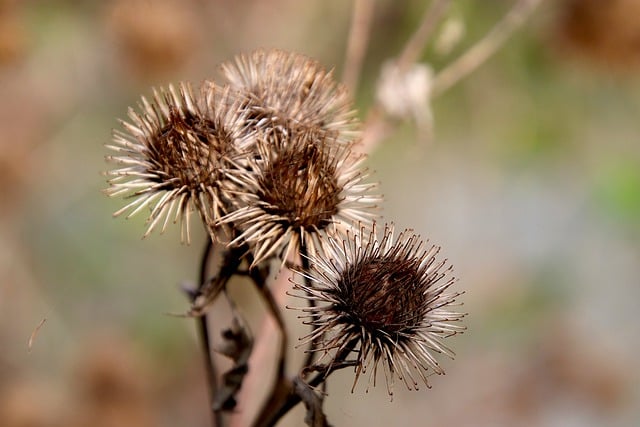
(213, 315, 253, 412)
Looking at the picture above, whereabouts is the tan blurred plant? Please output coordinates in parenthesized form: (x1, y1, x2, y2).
(554, 0, 640, 70)
(105, 0, 203, 78)
(0, 0, 26, 65)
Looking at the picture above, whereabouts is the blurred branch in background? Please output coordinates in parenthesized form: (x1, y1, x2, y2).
(361, 0, 544, 153)
(341, 0, 374, 95)
(396, 0, 451, 72)
(432, 0, 544, 96)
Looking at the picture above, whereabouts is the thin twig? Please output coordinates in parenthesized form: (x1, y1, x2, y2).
(196, 237, 223, 427)
(252, 374, 296, 427)
(253, 341, 358, 427)
(229, 266, 291, 427)
(358, 0, 450, 154)
(294, 377, 330, 427)
(249, 265, 288, 378)
(298, 241, 329, 416)
(342, 0, 375, 94)
(251, 242, 318, 427)
(251, 241, 324, 427)
(27, 317, 48, 352)
(396, 0, 452, 72)
(431, 0, 543, 97)
(246, 256, 293, 427)
(359, 0, 541, 153)
(193, 240, 248, 425)
(299, 243, 319, 370)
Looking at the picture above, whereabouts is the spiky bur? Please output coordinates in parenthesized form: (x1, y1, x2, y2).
(104, 82, 254, 243)
(220, 48, 359, 145)
(289, 223, 466, 397)
(219, 128, 380, 267)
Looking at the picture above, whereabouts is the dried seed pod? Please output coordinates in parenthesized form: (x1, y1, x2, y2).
(220, 48, 360, 144)
(220, 127, 380, 266)
(104, 82, 252, 243)
(290, 223, 466, 397)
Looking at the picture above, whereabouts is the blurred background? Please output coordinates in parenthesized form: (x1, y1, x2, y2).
(1, 0, 639, 426)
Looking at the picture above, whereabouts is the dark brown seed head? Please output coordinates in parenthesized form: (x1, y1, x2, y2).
(149, 105, 226, 192)
(290, 224, 466, 396)
(338, 255, 426, 334)
(220, 48, 359, 144)
(257, 140, 340, 230)
(105, 82, 249, 242)
(219, 128, 380, 266)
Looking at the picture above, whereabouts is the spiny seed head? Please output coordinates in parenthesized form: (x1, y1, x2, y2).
(220, 48, 360, 144)
(341, 255, 426, 333)
(104, 82, 252, 243)
(220, 128, 381, 266)
(258, 141, 340, 228)
(289, 223, 466, 397)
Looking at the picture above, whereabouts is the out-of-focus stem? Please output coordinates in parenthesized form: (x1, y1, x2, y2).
(358, 0, 450, 154)
(396, 0, 451, 72)
(253, 342, 357, 427)
(431, 0, 543, 97)
(342, 0, 375, 94)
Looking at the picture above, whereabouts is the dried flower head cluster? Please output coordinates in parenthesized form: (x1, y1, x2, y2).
(104, 48, 464, 411)
(290, 224, 466, 396)
(105, 49, 380, 257)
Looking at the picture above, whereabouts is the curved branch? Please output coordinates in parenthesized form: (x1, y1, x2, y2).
(431, 0, 543, 97)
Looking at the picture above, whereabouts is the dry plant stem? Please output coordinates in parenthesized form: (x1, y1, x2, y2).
(431, 0, 544, 97)
(248, 265, 288, 378)
(229, 270, 291, 427)
(293, 377, 330, 427)
(252, 375, 295, 427)
(253, 343, 357, 427)
(299, 241, 329, 413)
(195, 239, 247, 426)
(299, 242, 319, 369)
(342, 0, 375, 94)
(396, 0, 451, 72)
(358, 0, 450, 154)
(252, 241, 319, 427)
(358, 104, 390, 154)
(360, 0, 541, 154)
(196, 237, 223, 427)
(248, 261, 292, 427)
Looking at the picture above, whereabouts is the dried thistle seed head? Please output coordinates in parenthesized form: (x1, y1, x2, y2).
(220, 48, 359, 144)
(104, 82, 249, 243)
(290, 223, 466, 397)
(220, 129, 380, 266)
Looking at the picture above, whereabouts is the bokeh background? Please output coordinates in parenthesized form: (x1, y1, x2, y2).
(1, 0, 639, 426)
